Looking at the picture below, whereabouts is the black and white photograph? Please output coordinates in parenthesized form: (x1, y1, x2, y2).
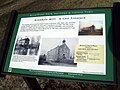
(38, 38, 78, 67)
(78, 21, 103, 35)
(13, 35, 41, 55)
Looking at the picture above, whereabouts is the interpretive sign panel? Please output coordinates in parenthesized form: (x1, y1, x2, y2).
(1, 8, 115, 82)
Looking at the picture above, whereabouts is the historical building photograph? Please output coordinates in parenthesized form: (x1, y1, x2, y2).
(38, 38, 78, 67)
(13, 35, 40, 55)
(78, 21, 103, 35)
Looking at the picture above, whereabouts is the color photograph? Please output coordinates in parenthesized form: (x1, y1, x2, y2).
(78, 21, 103, 35)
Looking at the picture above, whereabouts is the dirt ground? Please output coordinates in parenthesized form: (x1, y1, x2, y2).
(0, 0, 119, 90)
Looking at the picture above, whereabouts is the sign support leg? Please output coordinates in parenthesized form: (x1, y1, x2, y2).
(23, 77, 42, 90)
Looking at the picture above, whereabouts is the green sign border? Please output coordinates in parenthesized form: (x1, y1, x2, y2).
(3, 9, 114, 81)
